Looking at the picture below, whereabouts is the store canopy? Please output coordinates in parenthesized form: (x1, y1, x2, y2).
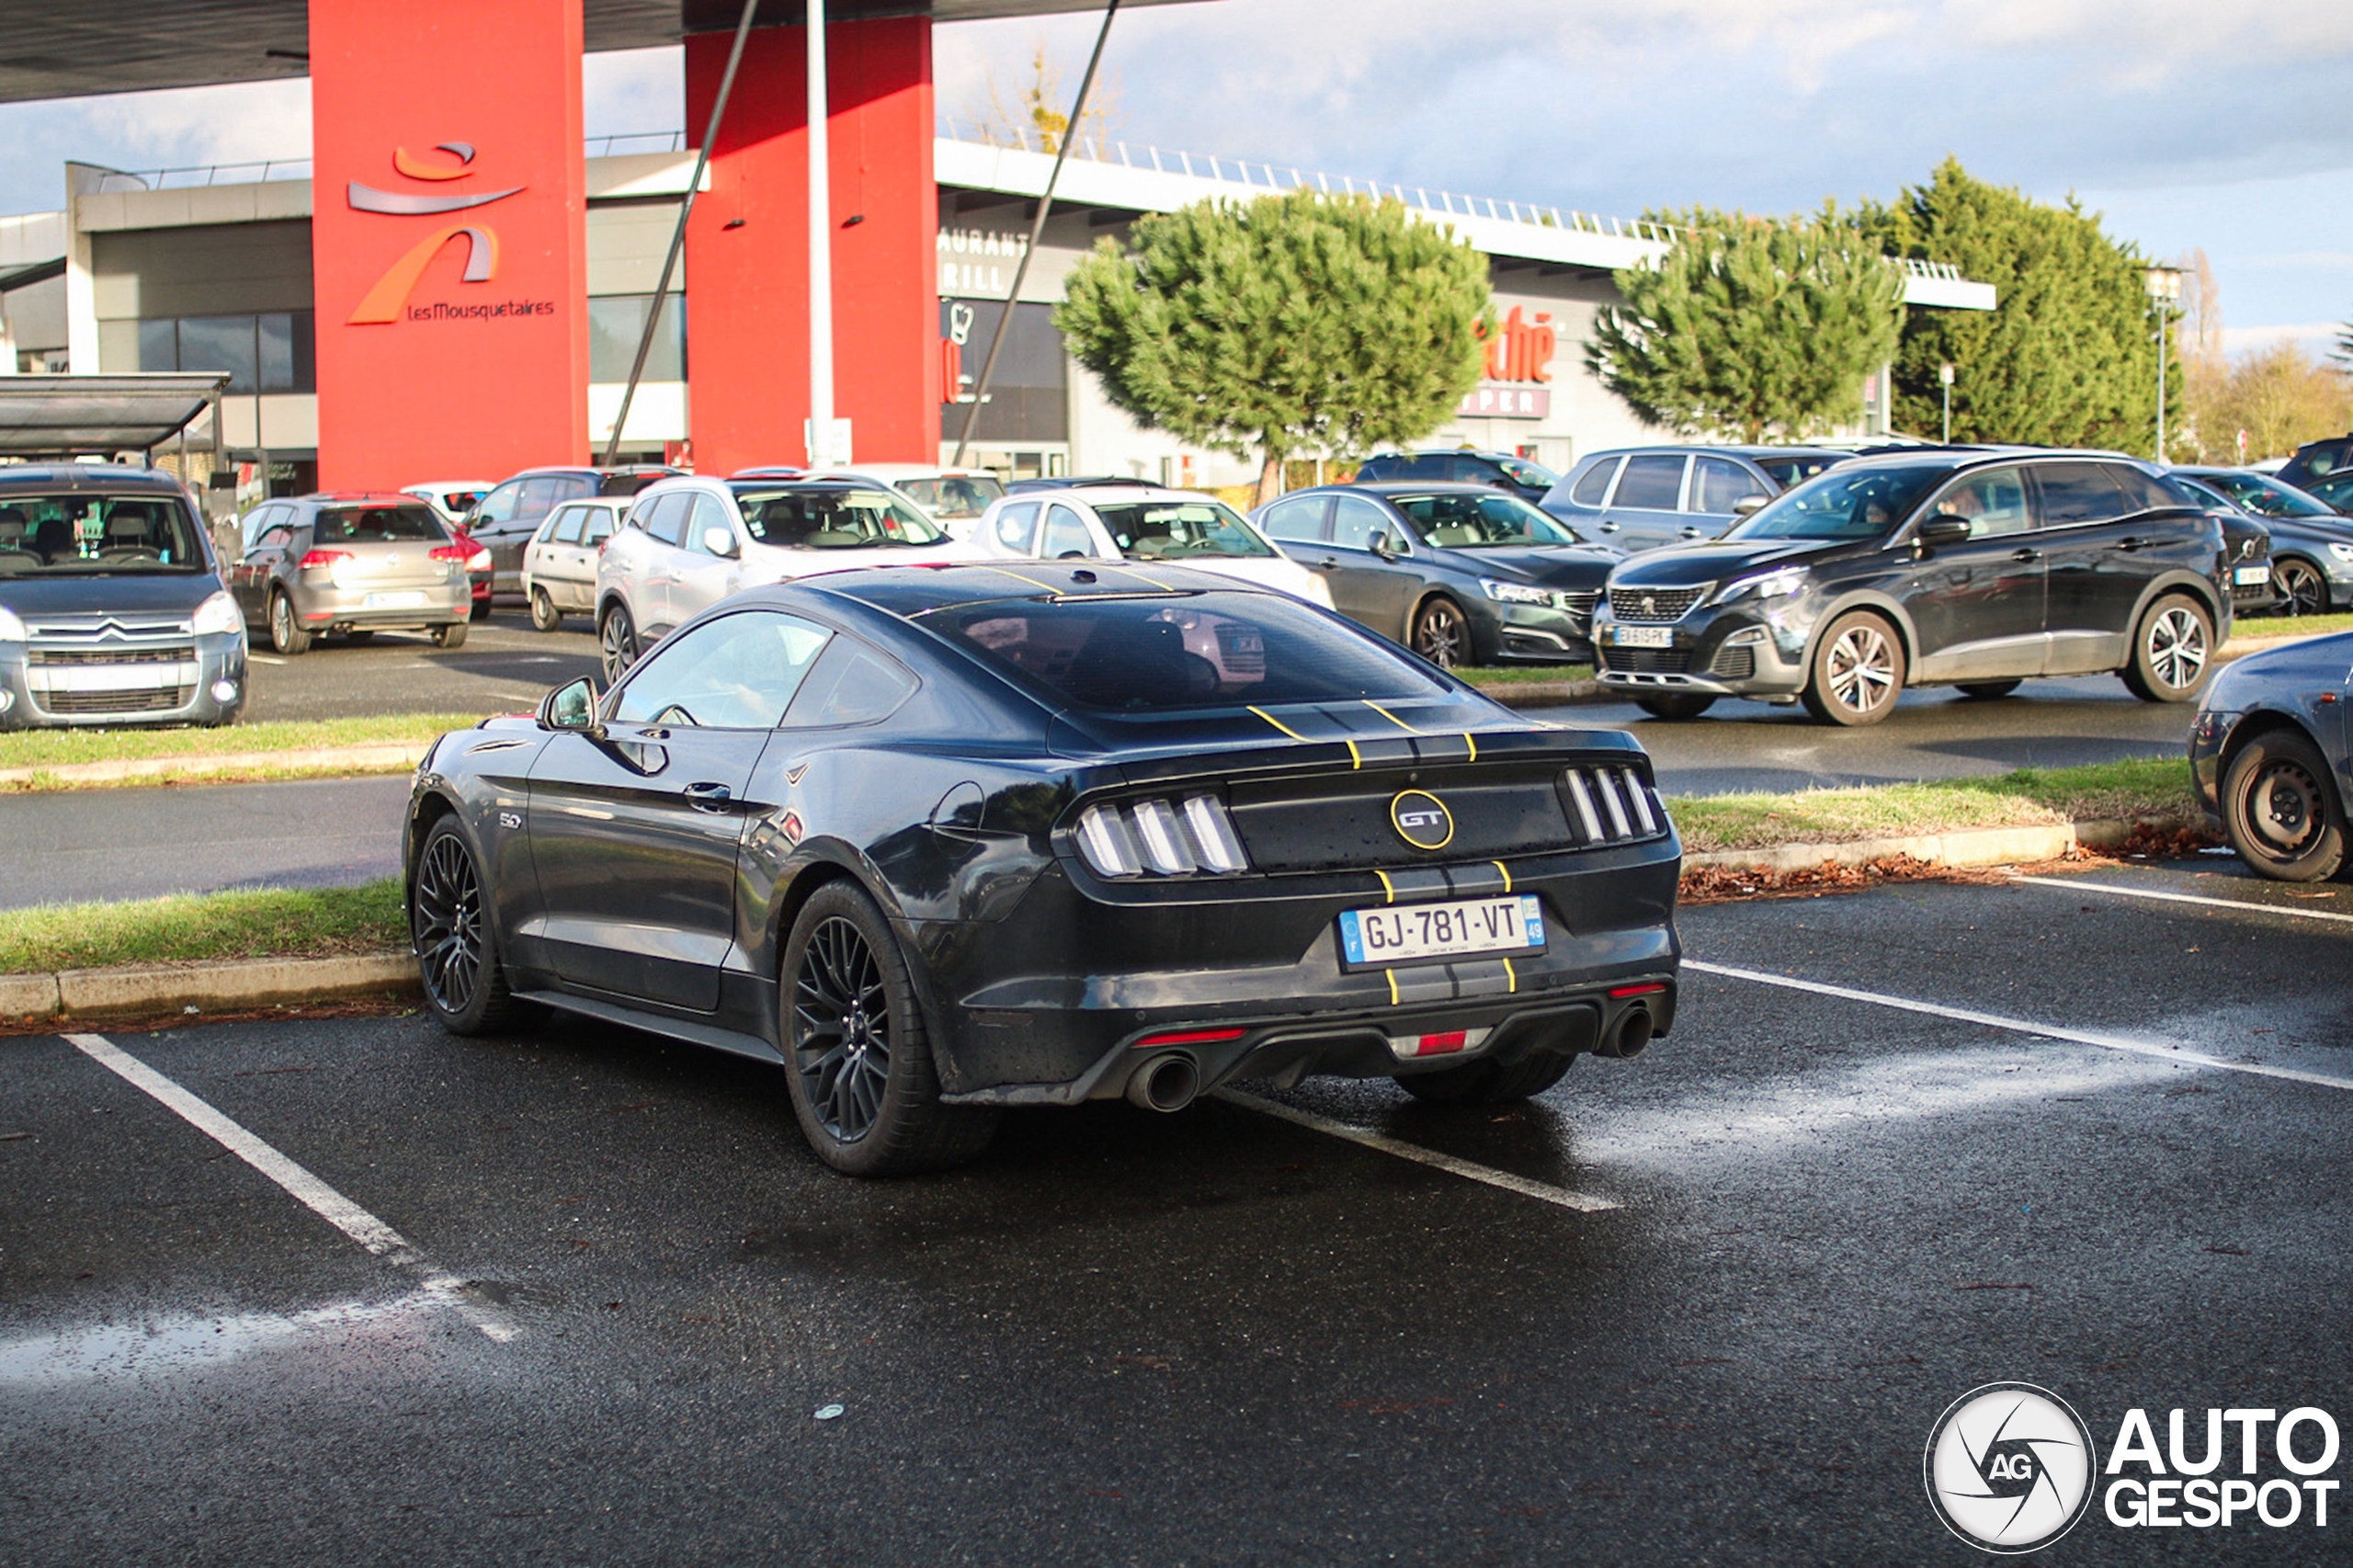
(0, 374, 228, 456)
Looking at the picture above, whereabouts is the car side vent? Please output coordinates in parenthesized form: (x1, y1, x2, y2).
(1074, 795, 1251, 879)
(1562, 766, 1664, 846)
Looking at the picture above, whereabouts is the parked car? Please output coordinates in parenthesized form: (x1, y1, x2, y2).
(972, 482, 1331, 607)
(1256, 483, 1619, 667)
(1541, 446, 1850, 553)
(2190, 631, 2353, 881)
(596, 477, 967, 680)
(404, 563, 1681, 1175)
(2168, 469, 2353, 614)
(402, 481, 493, 527)
(807, 465, 1006, 538)
(1353, 449, 1561, 502)
(521, 496, 628, 631)
(0, 465, 246, 729)
(2274, 434, 2353, 494)
(1592, 451, 2230, 725)
(462, 465, 677, 600)
(2300, 469, 2353, 517)
(231, 494, 473, 655)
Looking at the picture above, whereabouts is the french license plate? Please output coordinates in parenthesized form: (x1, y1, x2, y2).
(1609, 624, 1674, 648)
(364, 590, 427, 608)
(2234, 565, 2270, 585)
(1338, 895, 1544, 967)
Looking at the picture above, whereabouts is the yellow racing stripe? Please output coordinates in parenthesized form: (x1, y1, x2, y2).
(1247, 704, 1307, 740)
(1110, 562, 1177, 590)
(982, 564, 1063, 594)
(1386, 968, 1400, 1006)
(1345, 738, 1362, 769)
(1364, 700, 1418, 733)
(1374, 869, 1397, 903)
(1463, 732, 1478, 761)
(1502, 957, 1518, 994)
(1493, 860, 1512, 892)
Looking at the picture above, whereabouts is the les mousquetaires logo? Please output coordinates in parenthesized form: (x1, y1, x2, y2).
(346, 141, 552, 326)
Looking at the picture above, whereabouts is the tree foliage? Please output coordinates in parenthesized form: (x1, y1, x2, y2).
(1054, 190, 1491, 501)
(1861, 159, 2172, 450)
(1586, 207, 1903, 443)
(2182, 342, 2353, 463)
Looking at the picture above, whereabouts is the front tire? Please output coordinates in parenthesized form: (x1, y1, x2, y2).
(1412, 597, 1471, 670)
(1397, 1051, 1573, 1105)
(2222, 731, 2347, 881)
(1636, 693, 1717, 720)
(410, 817, 530, 1035)
(599, 603, 639, 684)
(780, 882, 998, 1176)
(1956, 679, 2021, 700)
(267, 590, 310, 655)
(2120, 594, 2212, 703)
(529, 586, 562, 632)
(2273, 558, 2328, 618)
(1802, 611, 1904, 725)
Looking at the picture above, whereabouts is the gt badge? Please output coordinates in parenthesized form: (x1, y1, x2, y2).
(779, 810, 805, 846)
(1389, 790, 1454, 852)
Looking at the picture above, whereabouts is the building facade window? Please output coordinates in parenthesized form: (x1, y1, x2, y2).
(939, 299, 1067, 442)
(138, 312, 315, 394)
(588, 293, 686, 382)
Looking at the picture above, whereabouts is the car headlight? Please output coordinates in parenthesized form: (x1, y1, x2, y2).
(2327, 543, 2353, 562)
(0, 605, 23, 642)
(1481, 578, 1553, 606)
(1713, 566, 1807, 606)
(191, 590, 243, 637)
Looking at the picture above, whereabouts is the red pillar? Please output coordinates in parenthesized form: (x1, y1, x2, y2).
(685, 17, 938, 477)
(310, 0, 590, 490)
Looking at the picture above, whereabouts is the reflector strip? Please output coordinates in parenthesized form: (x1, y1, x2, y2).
(1415, 1030, 1469, 1057)
(1609, 982, 1667, 998)
(1247, 704, 1307, 740)
(1564, 769, 1605, 841)
(1135, 1027, 1248, 1049)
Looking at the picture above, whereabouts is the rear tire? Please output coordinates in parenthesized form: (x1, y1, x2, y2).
(1635, 694, 1716, 721)
(529, 586, 561, 632)
(410, 817, 531, 1036)
(267, 590, 310, 656)
(599, 603, 639, 684)
(1956, 679, 2020, 700)
(430, 620, 468, 650)
(1412, 597, 1471, 670)
(2120, 594, 2212, 702)
(1802, 611, 1904, 725)
(2222, 730, 2347, 881)
(1397, 1051, 1574, 1105)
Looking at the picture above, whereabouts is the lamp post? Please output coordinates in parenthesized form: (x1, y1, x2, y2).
(1938, 362, 1954, 444)
(2143, 265, 2182, 463)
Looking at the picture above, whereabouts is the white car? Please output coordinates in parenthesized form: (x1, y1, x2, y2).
(401, 481, 494, 528)
(971, 482, 1332, 607)
(596, 476, 972, 679)
(521, 496, 629, 631)
(806, 464, 1006, 538)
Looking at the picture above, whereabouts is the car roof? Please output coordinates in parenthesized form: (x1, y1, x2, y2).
(0, 462, 186, 494)
(1369, 449, 1522, 460)
(796, 561, 1269, 621)
(298, 491, 433, 504)
(812, 464, 992, 482)
(1292, 482, 1515, 498)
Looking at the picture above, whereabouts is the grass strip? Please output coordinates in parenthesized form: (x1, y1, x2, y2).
(2234, 612, 2353, 641)
(1667, 756, 2199, 853)
(0, 879, 406, 975)
(1459, 664, 1595, 687)
(0, 713, 483, 771)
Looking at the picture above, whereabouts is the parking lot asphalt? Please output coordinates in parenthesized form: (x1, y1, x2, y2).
(6, 858, 2348, 1563)
(241, 608, 599, 723)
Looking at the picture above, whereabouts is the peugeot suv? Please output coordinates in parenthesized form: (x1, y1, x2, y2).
(1592, 451, 2230, 725)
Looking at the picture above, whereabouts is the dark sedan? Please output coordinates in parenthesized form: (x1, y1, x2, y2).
(404, 564, 1681, 1176)
(2191, 631, 2353, 881)
(1255, 483, 1620, 667)
(2171, 467, 2350, 615)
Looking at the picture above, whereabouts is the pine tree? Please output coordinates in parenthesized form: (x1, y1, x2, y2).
(1054, 190, 1491, 503)
(1586, 207, 1904, 443)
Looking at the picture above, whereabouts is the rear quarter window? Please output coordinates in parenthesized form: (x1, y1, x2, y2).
(1568, 457, 1620, 506)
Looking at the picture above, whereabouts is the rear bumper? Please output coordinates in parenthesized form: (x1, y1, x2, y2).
(290, 580, 470, 628)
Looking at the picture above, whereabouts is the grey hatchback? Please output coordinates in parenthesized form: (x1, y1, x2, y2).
(230, 494, 472, 654)
(1541, 446, 1849, 553)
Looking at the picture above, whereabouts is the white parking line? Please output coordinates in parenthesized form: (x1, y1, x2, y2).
(66, 1033, 518, 1342)
(2021, 875, 2353, 926)
(1211, 1088, 1620, 1212)
(1684, 960, 2353, 1094)
(246, 653, 285, 665)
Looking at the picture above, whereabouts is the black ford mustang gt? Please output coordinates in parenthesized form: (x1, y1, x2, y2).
(404, 562, 1682, 1176)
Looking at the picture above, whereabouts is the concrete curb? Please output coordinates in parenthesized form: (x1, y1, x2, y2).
(4, 951, 416, 1022)
(0, 743, 431, 789)
(1683, 815, 2166, 875)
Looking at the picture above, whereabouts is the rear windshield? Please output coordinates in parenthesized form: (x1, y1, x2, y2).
(1392, 492, 1578, 548)
(0, 493, 208, 575)
(922, 591, 1443, 711)
(313, 504, 445, 543)
(898, 474, 1005, 519)
(1497, 457, 1559, 489)
(1729, 463, 1955, 541)
(1091, 500, 1273, 560)
(1755, 453, 1843, 488)
(732, 487, 945, 548)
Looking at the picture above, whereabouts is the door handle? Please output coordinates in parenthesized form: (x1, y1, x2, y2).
(1317, 557, 1339, 571)
(682, 780, 733, 812)
(2011, 549, 2041, 562)
(2117, 536, 2145, 551)
(1597, 521, 1621, 532)
(1679, 526, 1705, 538)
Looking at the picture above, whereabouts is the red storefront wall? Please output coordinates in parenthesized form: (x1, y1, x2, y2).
(684, 17, 939, 477)
(309, 0, 590, 490)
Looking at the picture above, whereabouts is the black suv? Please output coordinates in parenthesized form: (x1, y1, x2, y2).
(2275, 435, 2353, 494)
(461, 465, 677, 598)
(1592, 450, 2230, 725)
(1353, 449, 1560, 502)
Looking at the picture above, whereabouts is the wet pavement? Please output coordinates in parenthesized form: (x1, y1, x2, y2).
(6, 857, 2349, 1563)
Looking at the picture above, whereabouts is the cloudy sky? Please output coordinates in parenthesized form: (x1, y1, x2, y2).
(0, 0, 2343, 357)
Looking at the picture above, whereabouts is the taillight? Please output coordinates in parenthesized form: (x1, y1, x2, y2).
(466, 549, 492, 571)
(298, 549, 350, 569)
(428, 544, 469, 562)
(1563, 764, 1662, 844)
(1074, 794, 1249, 878)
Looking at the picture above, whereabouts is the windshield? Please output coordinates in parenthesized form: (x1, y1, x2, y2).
(732, 487, 946, 549)
(1728, 463, 1955, 541)
(2306, 472, 2353, 511)
(1497, 457, 1559, 490)
(2188, 470, 2339, 519)
(314, 503, 445, 543)
(1755, 453, 1843, 488)
(0, 493, 208, 575)
(898, 474, 1005, 519)
(1092, 500, 1274, 560)
(1392, 492, 1581, 548)
(923, 591, 1442, 711)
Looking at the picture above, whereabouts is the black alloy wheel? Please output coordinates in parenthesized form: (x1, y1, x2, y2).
(1412, 597, 1470, 670)
(267, 590, 310, 655)
(1636, 693, 1717, 721)
(529, 586, 562, 632)
(2120, 594, 2212, 703)
(599, 604, 639, 684)
(2273, 558, 2328, 618)
(2222, 731, 2347, 881)
(410, 818, 528, 1034)
(1802, 611, 1904, 726)
(1956, 680, 2021, 700)
(780, 882, 996, 1176)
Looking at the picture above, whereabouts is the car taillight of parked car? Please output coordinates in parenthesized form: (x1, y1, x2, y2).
(298, 549, 351, 569)
(1074, 795, 1250, 878)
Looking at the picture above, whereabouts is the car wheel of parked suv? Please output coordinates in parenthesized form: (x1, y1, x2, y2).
(1636, 694, 1717, 721)
(1802, 610, 1904, 726)
(431, 621, 468, 650)
(1396, 1051, 1573, 1105)
(529, 586, 561, 632)
(2272, 558, 2328, 618)
(267, 589, 311, 656)
(599, 604, 639, 683)
(1412, 596, 1470, 669)
(2120, 594, 2212, 703)
(2222, 730, 2347, 882)
(1957, 680, 2020, 700)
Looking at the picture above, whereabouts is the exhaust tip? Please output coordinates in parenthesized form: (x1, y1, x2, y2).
(1602, 1007, 1654, 1059)
(1126, 1052, 1200, 1113)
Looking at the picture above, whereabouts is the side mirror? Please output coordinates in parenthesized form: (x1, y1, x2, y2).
(1369, 529, 1397, 562)
(1917, 517, 1972, 550)
(1733, 494, 1768, 517)
(703, 527, 740, 559)
(539, 676, 605, 737)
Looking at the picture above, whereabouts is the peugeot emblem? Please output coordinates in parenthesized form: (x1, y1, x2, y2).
(1641, 594, 1657, 617)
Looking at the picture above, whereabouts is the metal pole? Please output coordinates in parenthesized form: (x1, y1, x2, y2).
(600, 0, 760, 469)
(2154, 304, 2169, 462)
(949, 0, 1121, 469)
(807, 0, 834, 466)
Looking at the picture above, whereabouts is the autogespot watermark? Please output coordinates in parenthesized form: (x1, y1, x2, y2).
(1926, 1385, 2341, 1552)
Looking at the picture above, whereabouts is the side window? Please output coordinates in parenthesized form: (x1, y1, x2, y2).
(2032, 463, 2131, 528)
(642, 494, 689, 547)
(581, 507, 616, 546)
(993, 501, 1041, 553)
(1258, 495, 1328, 543)
(1330, 494, 1397, 551)
(609, 610, 835, 729)
(1611, 454, 1687, 510)
(1040, 504, 1097, 558)
(1399, 454, 1448, 480)
(1691, 457, 1771, 515)
(781, 636, 920, 728)
(255, 523, 296, 551)
(2100, 464, 2183, 515)
(1928, 467, 2030, 539)
(1448, 456, 1498, 484)
(516, 476, 568, 526)
(472, 481, 524, 526)
(1569, 458, 1620, 506)
(240, 503, 285, 551)
(688, 493, 736, 555)
(550, 506, 585, 545)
